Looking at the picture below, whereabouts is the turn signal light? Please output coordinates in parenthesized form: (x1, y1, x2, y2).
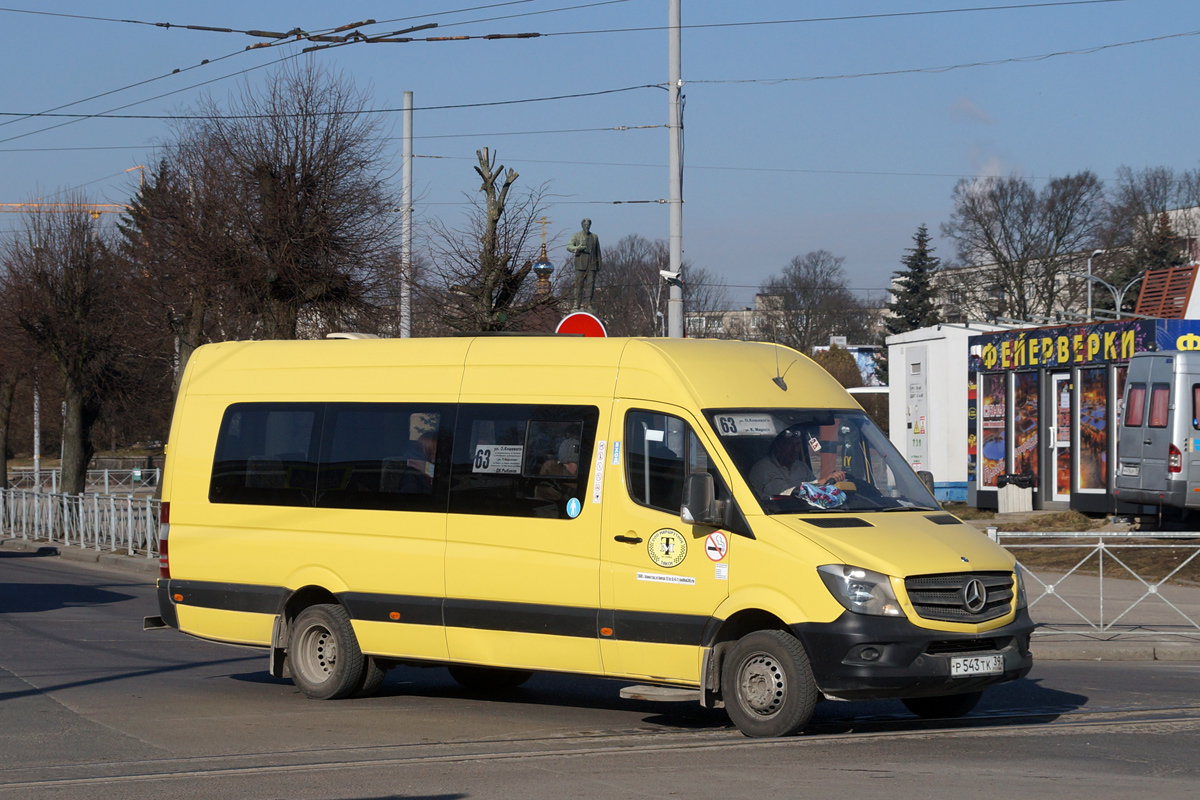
(1169, 444, 1183, 474)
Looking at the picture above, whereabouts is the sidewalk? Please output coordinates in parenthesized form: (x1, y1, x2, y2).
(4, 535, 1199, 662)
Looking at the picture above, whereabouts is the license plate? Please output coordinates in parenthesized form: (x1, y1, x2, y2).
(1121, 464, 1139, 477)
(950, 654, 1004, 677)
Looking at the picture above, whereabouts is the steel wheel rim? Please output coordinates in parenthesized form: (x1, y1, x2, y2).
(736, 651, 786, 718)
(296, 624, 337, 684)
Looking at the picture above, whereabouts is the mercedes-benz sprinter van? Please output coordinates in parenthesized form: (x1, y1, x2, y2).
(151, 336, 1032, 737)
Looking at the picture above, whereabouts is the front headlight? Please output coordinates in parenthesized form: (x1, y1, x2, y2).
(1014, 562, 1028, 610)
(817, 564, 905, 617)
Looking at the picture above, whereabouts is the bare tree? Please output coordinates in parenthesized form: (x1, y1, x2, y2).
(148, 61, 399, 345)
(591, 234, 728, 336)
(421, 149, 554, 332)
(942, 172, 1105, 320)
(753, 250, 872, 353)
(0, 201, 149, 493)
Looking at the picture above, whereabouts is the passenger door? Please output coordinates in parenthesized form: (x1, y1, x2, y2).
(443, 403, 605, 674)
(599, 402, 732, 683)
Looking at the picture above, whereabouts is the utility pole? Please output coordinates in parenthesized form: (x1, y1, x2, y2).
(400, 91, 413, 338)
(667, 0, 684, 338)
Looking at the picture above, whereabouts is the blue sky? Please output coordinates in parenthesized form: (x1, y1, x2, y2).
(2, 1, 1198, 308)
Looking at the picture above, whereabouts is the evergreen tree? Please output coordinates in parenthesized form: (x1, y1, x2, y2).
(886, 225, 942, 336)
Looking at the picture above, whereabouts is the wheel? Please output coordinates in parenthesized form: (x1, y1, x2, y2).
(448, 665, 533, 691)
(289, 604, 365, 700)
(721, 630, 817, 738)
(354, 656, 388, 698)
(902, 691, 983, 719)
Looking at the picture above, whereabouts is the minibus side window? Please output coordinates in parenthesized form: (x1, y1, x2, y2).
(316, 403, 451, 512)
(1148, 383, 1171, 428)
(1193, 385, 1200, 430)
(448, 404, 599, 520)
(1124, 384, 1146, 427)
(626, 410, 729, 514)
(210, 403, 324, 506)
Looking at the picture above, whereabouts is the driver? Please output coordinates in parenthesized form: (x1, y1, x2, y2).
(749, 425, 846, 497)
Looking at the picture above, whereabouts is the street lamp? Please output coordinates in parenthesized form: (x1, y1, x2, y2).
(1065, 272, 1145, 320)
(1085, 249, 1105, 321)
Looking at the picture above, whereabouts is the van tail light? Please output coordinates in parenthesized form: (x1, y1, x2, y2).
(1169, 444, 1183, 474)
(158, 502, 171, 579)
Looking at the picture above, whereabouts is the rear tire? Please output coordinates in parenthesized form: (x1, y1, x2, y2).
(289, 604, 364, 700)
(448, 665, 532, 691)
(721, 630, 817, 738)
(902, 690, 983, 719)
(354, 656, 388, 698)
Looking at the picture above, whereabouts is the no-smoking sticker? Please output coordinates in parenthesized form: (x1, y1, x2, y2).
(704, 531, 728, 562)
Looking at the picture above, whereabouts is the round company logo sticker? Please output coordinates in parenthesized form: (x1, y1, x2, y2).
(704, 531, 728, 562)
(647, 528, 687, 569)
(566, 498, 581, 518)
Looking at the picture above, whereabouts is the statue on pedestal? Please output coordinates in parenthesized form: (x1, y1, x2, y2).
(566, 218, 601, 310)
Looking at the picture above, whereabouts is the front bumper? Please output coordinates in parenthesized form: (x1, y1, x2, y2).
(792, 607, 1034, 700)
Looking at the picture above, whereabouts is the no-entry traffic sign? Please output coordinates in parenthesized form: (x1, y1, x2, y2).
(556, 311, 607, 338)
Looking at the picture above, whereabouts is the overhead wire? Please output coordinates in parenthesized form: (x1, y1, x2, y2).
(689, 28, 1200, 84)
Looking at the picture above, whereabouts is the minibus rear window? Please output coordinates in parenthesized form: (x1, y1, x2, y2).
(1124, 384, 1146, 427)
(1149, 383, 1171, 428)
(210, 402, 452, 510)
(210, 403, 324, 506)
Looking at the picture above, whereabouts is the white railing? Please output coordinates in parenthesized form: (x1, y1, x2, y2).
(5, 468, 160, 494)
(0, 488, 159, 558)
(995, 531, 1200, 634)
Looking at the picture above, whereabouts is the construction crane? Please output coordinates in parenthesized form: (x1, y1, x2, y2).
(0, 203, 128, 220)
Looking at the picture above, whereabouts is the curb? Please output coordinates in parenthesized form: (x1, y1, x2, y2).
(1, 536, 158, 576)
(1032, 640, 1200, 662)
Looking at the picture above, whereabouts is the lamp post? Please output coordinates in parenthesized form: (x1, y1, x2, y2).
(1085, 249, 1105, 321)
(1066, 272, 1144, 319)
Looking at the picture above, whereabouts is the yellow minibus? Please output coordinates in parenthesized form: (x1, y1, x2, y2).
(150, 336, 1032, 737)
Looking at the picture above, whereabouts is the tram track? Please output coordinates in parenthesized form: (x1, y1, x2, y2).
(3, 703, 1200, 792)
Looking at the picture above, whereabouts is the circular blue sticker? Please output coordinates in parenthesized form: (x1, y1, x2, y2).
(566, 498, 582, 518)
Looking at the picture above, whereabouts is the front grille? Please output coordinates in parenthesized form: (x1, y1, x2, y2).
(904, 571, 1014, 623)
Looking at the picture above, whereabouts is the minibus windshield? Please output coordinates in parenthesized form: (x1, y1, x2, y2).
(707, 408, 939, 515)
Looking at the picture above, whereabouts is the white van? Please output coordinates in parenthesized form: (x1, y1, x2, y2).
(1115, 350, 1200, 509)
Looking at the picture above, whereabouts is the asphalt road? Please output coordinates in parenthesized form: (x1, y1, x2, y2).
(2, 548, 1199, 800)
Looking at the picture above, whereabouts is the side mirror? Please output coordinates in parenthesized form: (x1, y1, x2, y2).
(917, 470, 935, 495)
(681, 472, 722, 526)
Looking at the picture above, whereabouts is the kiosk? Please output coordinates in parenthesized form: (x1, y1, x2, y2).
(968, 319, 1200, 512)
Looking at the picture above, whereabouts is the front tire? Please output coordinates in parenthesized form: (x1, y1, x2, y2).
(289, 604, 364, 700)
(721, 630, 817, 738)
(902, 691, 982, 719)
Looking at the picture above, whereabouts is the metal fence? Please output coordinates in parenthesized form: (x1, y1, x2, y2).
(0, 488, 159, 558)
(6, 468, 160, 494)
(995, 530, 1200, 635)
(2, 495, 1198, 635)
